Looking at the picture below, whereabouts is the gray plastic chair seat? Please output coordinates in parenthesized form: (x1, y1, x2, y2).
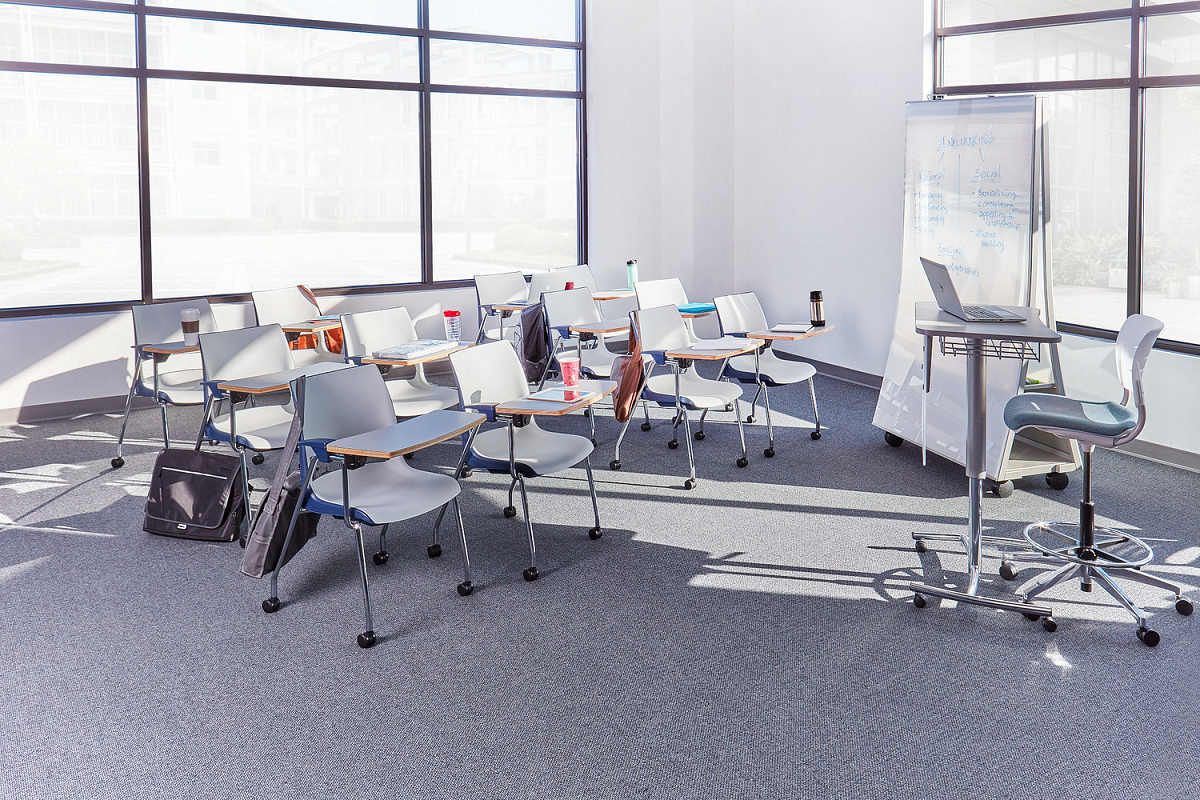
(726, 351, 816, 386)
(146, 368, 206, 405)
(1003, 393, 1137, 440)
(470, 423, 594, 477)
(209, 405, 295, 451)
(309, 458, 461, 525)
(644, 371, 742, 409)
(384, 380, 459, 418)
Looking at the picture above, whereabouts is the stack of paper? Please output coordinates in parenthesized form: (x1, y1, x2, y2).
(691, 336, 749, 351)
(771, 323, 811, 333)
(371, 339, 459, 361)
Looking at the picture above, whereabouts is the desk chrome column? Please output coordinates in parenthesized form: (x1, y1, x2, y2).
(909, 302, 1055, 618)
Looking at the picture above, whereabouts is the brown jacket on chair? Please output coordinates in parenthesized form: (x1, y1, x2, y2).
(609, 312, 646, 423)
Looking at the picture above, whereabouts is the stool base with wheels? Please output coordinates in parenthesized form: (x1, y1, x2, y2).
(1002, 314, 1192, 646)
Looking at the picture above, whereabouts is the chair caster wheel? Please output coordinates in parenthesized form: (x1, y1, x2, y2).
(1137, 627, 1159, 647)
(523, 566, 539, 582)
(746, 415, 755, 424)
(999, 562, 1018, 581)
(588, 527, 602, 540)
(583, 407, 592, 418)
(427, 543, 442, 558)
(764, 447, 775, 458)
(591, 438, 598, 447)
(1177, 598, 1193, 616)
(641, 422, 652, 432)
(914, 539, 927, 553)
(1046, 471, 1069, 490)
(810, 430, 822, 440)
(884, 432, 904, 447)
(458, 467, 473, 479)
(503, 506, 517, 518)
(403, 452, 414, 460)
(1022, 611, 1041, 622)
(683, 478, 697, 490)
(372, 551, 389, 565)
(724, 404, 733, 412)
(252, 453, 265, 465)
(737, 457, 748, 468)
(457, 581, 474, 597)
(694, 431, 705, 441)
(609, 459, 621, 470)
(913, 593, 926, 608)
(262, 597, 281, 613)
(111, 456, 125, 469)
(1042, 617, 1058, 633)
(358, 631, 377, 649)
(989, 479, 1013, 498)
(668, 439, 679, 449)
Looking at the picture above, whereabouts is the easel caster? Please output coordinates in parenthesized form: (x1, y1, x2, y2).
(1046, 472, 1069, 490)
(985, 478, 1013, 498)
(457, 581, 474, 597)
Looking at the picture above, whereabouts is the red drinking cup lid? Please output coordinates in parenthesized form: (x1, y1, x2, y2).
(443, 310, 461, 317)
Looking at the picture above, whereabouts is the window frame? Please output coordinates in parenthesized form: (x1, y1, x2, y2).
(0, 0, 587, 318)
(934, 0, 1200, 355)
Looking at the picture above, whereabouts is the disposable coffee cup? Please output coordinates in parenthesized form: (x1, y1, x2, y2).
(181, 308, 200, 346)
(559, 355, 580, 387)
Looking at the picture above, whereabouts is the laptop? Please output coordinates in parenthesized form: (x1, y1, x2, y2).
(920, 257, 1025, 323)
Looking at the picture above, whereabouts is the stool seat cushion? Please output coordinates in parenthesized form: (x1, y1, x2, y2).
(1003, 393, 1137, 439)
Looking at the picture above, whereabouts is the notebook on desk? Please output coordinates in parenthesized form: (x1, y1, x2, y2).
(920, 257, 1025, 323)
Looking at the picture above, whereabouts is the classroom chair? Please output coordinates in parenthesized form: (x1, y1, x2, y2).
(262, 365, 474, 648)
(714, 291, 821, 457)
(449, 340, 603, 582)
(616, 305, 747, 489)
(251, 286, 341, 366)
(473, 271, 528, 343)
(1002, 314, 1192, 646)
(112, 298, 217, 468)
(339, 306, 460, 418)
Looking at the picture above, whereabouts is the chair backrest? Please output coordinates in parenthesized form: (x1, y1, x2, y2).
(553, 264, 597, 293)
(252, 286, 320, 327)
(295, 364, 396, 443)
(542, 287, 601, 330)
(714, 292, 769, 335)
(474, 271, 529, 308)
(635, 278, 688, 310)
(527, 270, 568, 302)
(1115, 313, 1164, 410)
(449, 340, 530, 410)
(635, 304, 692, 355)
(131, 299, 217, 346)
(339, 306, 417, 360)
(199, 324, 294, 384)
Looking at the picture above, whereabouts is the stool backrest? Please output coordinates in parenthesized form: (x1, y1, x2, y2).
(339, 306, 417, 360)
(1115, 313, 1164, 410)
(714, 292, 768, 335)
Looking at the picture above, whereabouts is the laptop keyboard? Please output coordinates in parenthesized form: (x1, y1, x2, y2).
(964, 306, 1002, 320)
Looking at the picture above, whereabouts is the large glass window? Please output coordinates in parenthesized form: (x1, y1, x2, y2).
(937, 2, 1200, 350)
(0, 0, 584, 314)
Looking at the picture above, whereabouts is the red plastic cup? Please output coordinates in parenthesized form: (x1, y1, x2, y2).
(559, 355, 580, 387)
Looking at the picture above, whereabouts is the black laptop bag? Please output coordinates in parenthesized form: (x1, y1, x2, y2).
(144, 448, 245, 542)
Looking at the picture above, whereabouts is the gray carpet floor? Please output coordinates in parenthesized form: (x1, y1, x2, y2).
(3, 374, 1200, 799)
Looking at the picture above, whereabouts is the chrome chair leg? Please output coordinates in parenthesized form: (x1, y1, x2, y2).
(374, 524, 389, 564)
(352, 521, 376, 648)
(733, 397, 748, 466)
(517, 475, 539, 581)
(452, 497, 474, 595)
(1021, 562, 1078, 601)
(152, 357, 169, 450)
(584, 457, 602, 538)
(113, 357, 143, 467)
(762, 383, 775, 453)
(264, 456, 316, 613)
(1119, 567, 1185, 598)
(809, 376, 822, 438)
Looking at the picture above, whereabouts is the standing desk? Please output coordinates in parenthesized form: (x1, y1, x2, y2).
(908, 302, 1056, 619)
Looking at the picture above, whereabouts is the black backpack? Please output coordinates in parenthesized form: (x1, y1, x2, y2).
(144, 448, 245, 542)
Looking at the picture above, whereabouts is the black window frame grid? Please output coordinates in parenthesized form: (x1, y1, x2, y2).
(934, 0, 1200, 356)
(0, 0, 588, 318)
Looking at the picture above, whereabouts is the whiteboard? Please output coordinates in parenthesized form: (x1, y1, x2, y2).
(872, 96, 1038, 479)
